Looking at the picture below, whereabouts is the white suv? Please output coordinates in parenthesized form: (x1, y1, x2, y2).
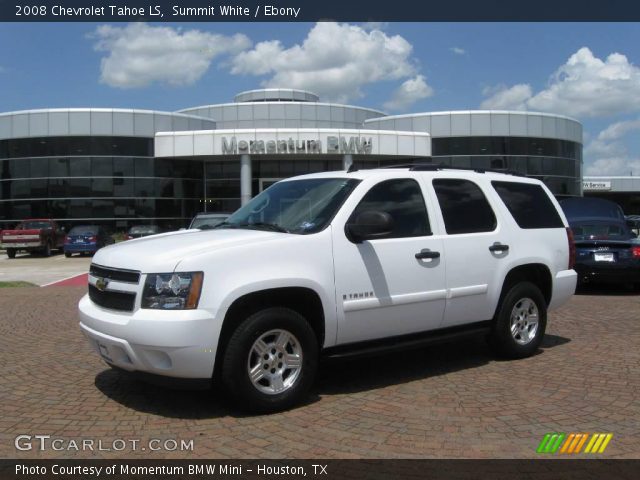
(79, 166, 577, 412)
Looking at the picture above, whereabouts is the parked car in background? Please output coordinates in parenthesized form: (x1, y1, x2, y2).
(126, 225, 161, 240)
(560, 198, 640, 288)
(0, 219, 65, 258)
(189, 212, 231, 230)
(64, 225, 114, 257)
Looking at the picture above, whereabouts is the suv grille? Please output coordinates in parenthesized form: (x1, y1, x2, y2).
(90, 264, 140, 284)
(88, 285, 136, 312)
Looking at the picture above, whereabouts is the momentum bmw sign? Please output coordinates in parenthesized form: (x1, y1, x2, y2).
(221, 135, 373, 155)
(155, 128, 431, 158)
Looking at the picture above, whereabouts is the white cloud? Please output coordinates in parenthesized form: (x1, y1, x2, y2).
(585, 157, 640, 176)
(480, 47, 640, 118)
(230, 22, 419, 103)
(450, 47, 466, 55)
(383, 75, 434, 111)
(585, 118, 640, 175)
(361, 22, 389, 31)
(92, 23, 251, 88)
(596, 118, 640, 141)
(480, 84, 531, 110)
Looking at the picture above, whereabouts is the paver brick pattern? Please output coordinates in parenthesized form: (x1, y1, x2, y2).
(0, 286, 638, 458)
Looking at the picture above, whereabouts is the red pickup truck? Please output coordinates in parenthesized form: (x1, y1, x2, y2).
(0, 219, 66, 259)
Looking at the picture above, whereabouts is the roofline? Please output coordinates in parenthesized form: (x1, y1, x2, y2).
(0, 108, 216, 122)
(177, 101, 387, 117)
(365, 110, 582, 125)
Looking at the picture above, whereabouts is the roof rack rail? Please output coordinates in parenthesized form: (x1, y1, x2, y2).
(376, 163, 526, 177)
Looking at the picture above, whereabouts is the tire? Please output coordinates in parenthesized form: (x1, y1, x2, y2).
(43, 242, 51, 257)
(64, 252, 72, 258)
(221, 307, 318, 413)
(7, 248, 16, 259)
(489, 281, 547, 359)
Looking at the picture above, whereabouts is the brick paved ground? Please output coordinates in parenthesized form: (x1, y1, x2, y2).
(0, 286, 638, 459)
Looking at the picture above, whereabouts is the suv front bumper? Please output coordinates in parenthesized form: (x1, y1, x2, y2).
(78, 294, 220, 379)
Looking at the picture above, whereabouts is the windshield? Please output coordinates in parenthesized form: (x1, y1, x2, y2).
(191, 215, 228, 229)
(69, 226, 99, 235)
(220, 178, 360, 234)
(129, 226, 158, 234)
(571, 223, 630, 240)
(20, 221, 52, 229)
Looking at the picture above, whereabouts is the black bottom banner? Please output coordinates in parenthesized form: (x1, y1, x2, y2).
(1, 459, 638, 480)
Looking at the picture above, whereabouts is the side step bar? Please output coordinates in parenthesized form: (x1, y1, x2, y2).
(322, 321, 492, 361)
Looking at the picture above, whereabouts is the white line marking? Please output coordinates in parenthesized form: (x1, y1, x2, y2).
(40, 272, 87, 287)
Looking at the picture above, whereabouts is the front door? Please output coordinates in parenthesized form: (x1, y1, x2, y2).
(332, 178, 447, 345)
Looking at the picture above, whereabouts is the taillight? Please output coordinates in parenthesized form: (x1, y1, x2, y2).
(88, 236, 97, 242)
(632, 246, 640, 258)
(566, 227, 576, 269)
(64, 235, 70, 244)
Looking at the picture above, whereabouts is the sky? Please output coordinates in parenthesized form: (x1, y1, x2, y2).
(1, 22, 640, 176)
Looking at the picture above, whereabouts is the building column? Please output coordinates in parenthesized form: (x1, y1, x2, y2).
(240, 154, 252, 206)
(343, 154, 353, 171)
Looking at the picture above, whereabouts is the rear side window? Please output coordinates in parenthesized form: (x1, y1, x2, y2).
(433, 179, 497, 234)
(350, 179, 431, 238)
(492, 181, 564, 229)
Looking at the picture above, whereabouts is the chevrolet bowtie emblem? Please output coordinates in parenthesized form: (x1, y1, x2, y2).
(95, 277, 109, 291)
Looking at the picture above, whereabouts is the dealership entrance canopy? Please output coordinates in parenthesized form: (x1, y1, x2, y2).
(0, 88, 584, 230)
(155, 127, 430, 205)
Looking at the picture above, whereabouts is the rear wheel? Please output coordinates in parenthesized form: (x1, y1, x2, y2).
(42, 242, 51, 257)
(7, 248, 16, 259)
(489, 282, 547, 359)
(64, 251, 72, 258)
(221, 307, 318, 413)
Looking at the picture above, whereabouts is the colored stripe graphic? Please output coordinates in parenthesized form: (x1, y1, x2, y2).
(585, 433, 613, 453)
(559, 433, 589, 454)
(537, 433, 566, 453)
(538, 433, 613, 454)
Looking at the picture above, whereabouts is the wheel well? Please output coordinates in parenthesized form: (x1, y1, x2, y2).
(214, 287, 325, 376)
(496, 264, 552, 314)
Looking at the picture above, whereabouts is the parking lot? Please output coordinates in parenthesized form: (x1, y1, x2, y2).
(0, 259, 638, 459)
(0, 252, 91, 286)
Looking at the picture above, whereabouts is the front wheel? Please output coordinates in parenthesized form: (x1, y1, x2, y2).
(221, 307, 318, 413)
(64, 251, 72, 258)
(489, 282, 547, 359)
(7, 248, 16, 259)
(42, 242, 51, 257)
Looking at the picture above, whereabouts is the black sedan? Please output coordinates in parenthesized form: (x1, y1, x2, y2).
(568, 218, 640, 288)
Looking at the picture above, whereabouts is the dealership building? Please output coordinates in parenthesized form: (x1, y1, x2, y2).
(0, 88, 586, 230)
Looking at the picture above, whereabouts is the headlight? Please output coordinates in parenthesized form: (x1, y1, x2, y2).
(142, 272, 203, 310)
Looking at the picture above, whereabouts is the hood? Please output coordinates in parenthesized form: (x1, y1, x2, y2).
(92, 228, 282, 273)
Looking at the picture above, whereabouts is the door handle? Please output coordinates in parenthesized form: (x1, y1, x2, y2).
(415, 250, 440, 259)
(489, 243, 509, 252)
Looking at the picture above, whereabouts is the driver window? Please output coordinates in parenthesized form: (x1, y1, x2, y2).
(349, 179, 431, 239)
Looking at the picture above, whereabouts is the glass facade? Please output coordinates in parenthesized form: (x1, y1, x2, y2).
(0, 136, 202, 231)
(430, 136, 582, 197)
(0, 100, 585, 231)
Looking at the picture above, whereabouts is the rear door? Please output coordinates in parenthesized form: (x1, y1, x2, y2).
(429, 177, 508, 327)
(332, 178, 447, 344)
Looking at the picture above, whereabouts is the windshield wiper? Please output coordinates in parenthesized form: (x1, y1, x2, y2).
(236, 222, 290, 233)
(210, 221, 236, 229)
(210, 221, 290, 233)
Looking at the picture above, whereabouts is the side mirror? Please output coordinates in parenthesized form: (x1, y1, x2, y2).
(345, 210, 394, 243)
